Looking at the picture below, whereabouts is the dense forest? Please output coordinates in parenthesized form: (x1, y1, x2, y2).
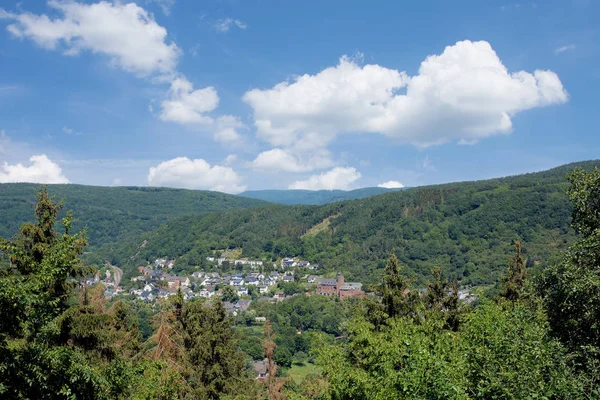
(111, 160, 600, 286)
(0, 166, 599, 398)
(0, 183, 266, 257)
(239, 187, 403, 205)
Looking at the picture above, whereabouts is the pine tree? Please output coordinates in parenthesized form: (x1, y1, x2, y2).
(180, 299, 246, 399)
(426, 267, 462, 330)
(501, 240, 527, 301)
(380, 253, 414, 319)
(0, 187, 114, 397)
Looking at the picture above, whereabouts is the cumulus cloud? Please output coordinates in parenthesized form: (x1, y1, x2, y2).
(148, 157, 245, 193)
(214, 18, 247, 33)
(377, 180, 404, 189)
(243, 40, 568, 151)
(0, 1, 180, 78)
(251, 148, 333, 173)
(214, 115, 245, 143)
(289, 167, 361, 190)
(1, 2, 246, 147)
(0, 154, 69, 183)
(159, 77, 218, 125)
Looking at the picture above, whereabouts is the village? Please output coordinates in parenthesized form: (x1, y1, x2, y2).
(91, 256, 369, 311)
(93, 254, 475, 313)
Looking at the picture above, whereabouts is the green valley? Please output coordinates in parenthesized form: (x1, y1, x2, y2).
(111, 160, 599, 286)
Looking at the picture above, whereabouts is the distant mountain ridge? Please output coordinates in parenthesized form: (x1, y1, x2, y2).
(239, 187, 405, 205)
(0, 184, 267, 250)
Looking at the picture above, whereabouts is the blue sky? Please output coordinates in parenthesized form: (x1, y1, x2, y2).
(0, 0, 598, 193)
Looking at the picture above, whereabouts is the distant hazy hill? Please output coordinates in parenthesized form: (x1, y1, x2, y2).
(239, 187, 404, 205)
(116, 160, 600, 286)
(0, 184, 266, 250)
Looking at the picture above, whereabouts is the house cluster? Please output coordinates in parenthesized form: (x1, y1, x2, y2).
(281, 257, 318, 270)
(154, 258, 175, 269)
(206, 257, 264, 269)
(316, 272, 365, 301)
(127, 259, 297, 302)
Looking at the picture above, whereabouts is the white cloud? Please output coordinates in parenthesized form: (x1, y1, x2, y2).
(243, 40, 568, 151)
(0, 154, 69, 183)
(112, 177, 122, 185)
(214, 115, 245, 143)
(377, 180, 404, 189)
(223, 154, 237, 165)
(555, 44, 576, 54)
(159, 77, 218, 125)
(1, 3, 246, 149)
(148, 157, 245, 193)
(1, 1, 180, 78)
(289, 167, 361, 190)
(214, 18, 247, 33)
(251, 148, 333, 173)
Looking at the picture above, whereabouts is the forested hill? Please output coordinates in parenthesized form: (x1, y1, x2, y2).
(0, 184, 266, 249)
(116, 160, 600, 286)
(239, 187, 404, 205)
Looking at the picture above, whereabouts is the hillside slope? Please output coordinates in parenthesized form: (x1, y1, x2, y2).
(118, 160, 600, 285)
(239, 187, 404, 205)
(0, 184, 266, 253)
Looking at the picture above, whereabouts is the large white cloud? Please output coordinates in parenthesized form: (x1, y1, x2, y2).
(251, 148, 333, 173)
(0, 1, 180, 78)
(289, 167, 361, 190)
(159, 77, 218, 125)
(243, 40, 568, 150)
(148, 157, 245, 193)
(377, 180, 404, 189)
(0, 154, 69, 183)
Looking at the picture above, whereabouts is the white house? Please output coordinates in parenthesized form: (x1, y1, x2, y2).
(230, 278, 245, 287)
(258, 285, 269, 294)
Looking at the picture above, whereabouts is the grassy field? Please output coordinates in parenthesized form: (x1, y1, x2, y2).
(287, 363, 321, 383)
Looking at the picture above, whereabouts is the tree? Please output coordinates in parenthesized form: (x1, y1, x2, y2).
(462, 299, 582, 398)
(221, 285, 239, 303)
(425, 267, 462, 331)
(319, 316, 469, 399)
(540, 167, 600, 386)
(292, 351, 308, 366)
(180, 299, 246, 399)
(378, 253, 416, 320)
(500, 240, 527, 300)
(0, 187, 131, 399)
(263, 321, 286, 399)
